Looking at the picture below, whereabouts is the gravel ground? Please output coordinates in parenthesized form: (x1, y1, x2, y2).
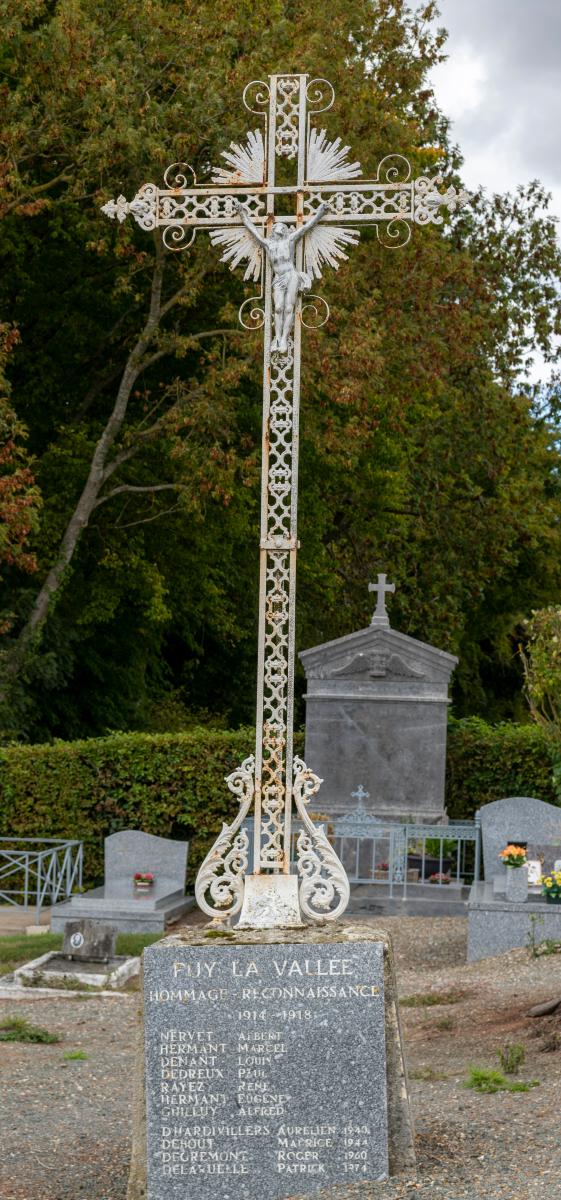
(0, 915, 560, 1200)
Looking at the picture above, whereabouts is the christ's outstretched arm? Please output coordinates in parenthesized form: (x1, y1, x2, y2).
(289, 201, 331, 245)
(233, 199, 268, 250)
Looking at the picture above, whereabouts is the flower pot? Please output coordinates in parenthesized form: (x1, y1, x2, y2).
(134, 880, 154, 891)
(545, 893, 561, 904)
(407, 854, 452, 880)
(505, 865, 528, 903)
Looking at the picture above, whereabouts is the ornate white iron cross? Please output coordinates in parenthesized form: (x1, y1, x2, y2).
(102, 73, 468, 929)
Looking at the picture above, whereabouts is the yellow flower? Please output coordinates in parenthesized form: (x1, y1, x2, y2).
(544, 877, 553, 886)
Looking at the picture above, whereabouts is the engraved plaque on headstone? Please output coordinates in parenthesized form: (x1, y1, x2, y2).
(143, 939, 388, 1198)
(62, 918, 117, 961)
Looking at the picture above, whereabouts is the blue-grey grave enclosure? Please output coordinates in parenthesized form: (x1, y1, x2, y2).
(130, 925, 415, 1200)
(51, 830, 193, 933)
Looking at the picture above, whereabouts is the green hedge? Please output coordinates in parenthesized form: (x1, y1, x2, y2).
(446, 717, 558, 818)
(0, 720, 557, 890)
(0, 728, 291, 888)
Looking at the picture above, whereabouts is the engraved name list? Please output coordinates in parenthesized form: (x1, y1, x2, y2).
(144, 940, 389, 1200)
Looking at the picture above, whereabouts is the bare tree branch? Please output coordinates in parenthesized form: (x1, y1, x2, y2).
(0, 168, 75, 218)
(11, 239, 167, 661)
(93, 482, 182, 510)
(113, 502, 184, 530)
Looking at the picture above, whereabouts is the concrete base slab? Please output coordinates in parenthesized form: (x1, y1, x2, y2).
(14, 950, 140, 989)
(348, 882, 470, 917)
(468, 882, 561, 961)
(50, 892, 195, 934)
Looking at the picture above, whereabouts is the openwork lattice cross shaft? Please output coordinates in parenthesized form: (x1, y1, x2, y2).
(102, 73, 467, 927)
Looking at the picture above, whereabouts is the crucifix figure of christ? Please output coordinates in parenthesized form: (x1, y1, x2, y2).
(102, 73, 468, 929)
(233, 197, 330, 352)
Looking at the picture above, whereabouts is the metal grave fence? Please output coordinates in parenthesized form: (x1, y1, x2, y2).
(244, 804, 480, 900)
(0, 838, 83, 921)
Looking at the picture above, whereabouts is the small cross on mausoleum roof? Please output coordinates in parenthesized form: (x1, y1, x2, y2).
(369, 573, 396, 627)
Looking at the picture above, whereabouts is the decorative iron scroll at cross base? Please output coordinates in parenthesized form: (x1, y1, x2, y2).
(102, 72, 468, 929)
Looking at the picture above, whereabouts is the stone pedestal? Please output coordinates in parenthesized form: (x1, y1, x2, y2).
(127, 923, 415, 1199)
(299, 624, 457, 821)
(467, 883, 561, 961)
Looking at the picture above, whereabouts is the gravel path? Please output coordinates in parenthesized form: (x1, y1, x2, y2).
(0, 916, 560, 1199)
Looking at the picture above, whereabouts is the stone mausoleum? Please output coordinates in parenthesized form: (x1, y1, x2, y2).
(299, 575, 457, 822)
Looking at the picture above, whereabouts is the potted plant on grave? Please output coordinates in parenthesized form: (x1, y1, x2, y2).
(134, 871, 155, 890)
(540, 869, 561, 904)
(499, 844, 528, 903)
(428, 872, 451, 885)
(406, 838, 456, 881)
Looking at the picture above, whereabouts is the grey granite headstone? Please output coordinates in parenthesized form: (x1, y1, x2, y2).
(104, 829, 187, 895)
(299, 621, 457, 821)
(479, 796, 561, 888)
(51, 830, 193, 933)
(468, 796, 561, 960)
(127, 925, 416, 1199)
(62, 918, 117, 961)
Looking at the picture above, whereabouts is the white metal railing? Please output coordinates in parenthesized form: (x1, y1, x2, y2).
(0, 838, 83, 922)
(243, 808, 480, 901)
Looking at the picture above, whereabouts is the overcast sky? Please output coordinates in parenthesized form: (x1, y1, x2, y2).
(429, 1, 561, 381)
(430, 0, 561, 218)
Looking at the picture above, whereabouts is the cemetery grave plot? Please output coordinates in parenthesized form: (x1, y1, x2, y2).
(0, 916, 560, 1200)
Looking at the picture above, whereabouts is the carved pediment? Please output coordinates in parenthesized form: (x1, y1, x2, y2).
(307, 650, 426, 681)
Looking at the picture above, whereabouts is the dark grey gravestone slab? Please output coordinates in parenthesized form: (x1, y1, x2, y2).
(143, 939, 388, 1199)
(299, 624, 457, 821)
(62, 918, 117, 961)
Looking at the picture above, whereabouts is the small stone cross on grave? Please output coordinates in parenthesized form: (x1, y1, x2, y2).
(369, 573, 396, 627)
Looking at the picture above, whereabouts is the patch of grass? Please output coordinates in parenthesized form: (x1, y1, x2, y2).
(0, 1016, 61, 1044)
(434, 1015, 455, 1031)
(498, 1043, 525, 1075)
(0, 930, 160, 977)
(20, 972, 99, 992)
(0, 932, 62, 976)
(539, 1031, 561, 1053)
(400, 989, 465, 1008)
(409, 1066, 449, 1082)
(535, 939, 561, 957)
(64, 1049, 88, 1061)
(116, 932, 162, 956)
(465, 1066, 539, 1095)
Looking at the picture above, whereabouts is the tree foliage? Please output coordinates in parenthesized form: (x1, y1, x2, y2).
(1, 0, 561, 740)
(0, 323, 40, 583)
(520, 607, 561, 727)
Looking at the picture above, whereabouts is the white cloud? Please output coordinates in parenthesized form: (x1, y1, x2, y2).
(429, 1, 561, 383)
(430, 0, 561, 215)
(431, 43, 487, 121)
